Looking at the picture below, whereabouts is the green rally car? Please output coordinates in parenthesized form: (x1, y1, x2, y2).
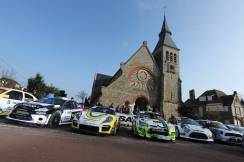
(132, 111, 176, 141)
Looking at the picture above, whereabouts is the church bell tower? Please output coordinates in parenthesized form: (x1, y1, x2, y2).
(153, 16, 182, 117)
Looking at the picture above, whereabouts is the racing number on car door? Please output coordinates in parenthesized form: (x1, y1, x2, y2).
(61, 101, 74, 122)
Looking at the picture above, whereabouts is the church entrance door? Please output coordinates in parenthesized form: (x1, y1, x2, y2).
(135, 96, 149, 111)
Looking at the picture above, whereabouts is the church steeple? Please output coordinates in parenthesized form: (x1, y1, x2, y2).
(153, 16, 178, 52)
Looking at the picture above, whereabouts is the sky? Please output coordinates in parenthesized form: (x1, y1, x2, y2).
(0, 0, 243, 101)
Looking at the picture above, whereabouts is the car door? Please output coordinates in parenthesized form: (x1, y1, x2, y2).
(60, 101, 73, 123)
(3, 90, 23, 114)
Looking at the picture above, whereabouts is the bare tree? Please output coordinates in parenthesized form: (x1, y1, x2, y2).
(77, 90, 88, 102)
(1, 68, 16, 79)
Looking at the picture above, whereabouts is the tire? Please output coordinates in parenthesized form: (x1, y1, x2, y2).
(133, 125, 138, 137)
(48, 112, 61, 128)
(175, 127, 180, 138)
(113, 126, 117, 136)
(112, 122, 118, 136)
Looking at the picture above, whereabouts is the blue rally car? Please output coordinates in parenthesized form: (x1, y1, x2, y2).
(7, 97, 82, 128)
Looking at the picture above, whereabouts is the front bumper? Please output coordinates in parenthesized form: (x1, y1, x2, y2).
(216, 134, 243, 144)
(137, 127, 176, 141)
(180, 131, 214, 142)
(180, 135, 214, 142)
(7, 114, 51, 125)
(72, 120, 114, 135)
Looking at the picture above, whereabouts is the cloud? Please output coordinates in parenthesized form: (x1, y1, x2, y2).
(135, 0, 165, 11)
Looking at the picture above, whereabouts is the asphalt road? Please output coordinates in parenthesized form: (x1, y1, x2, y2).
(0, 119, 243, 162)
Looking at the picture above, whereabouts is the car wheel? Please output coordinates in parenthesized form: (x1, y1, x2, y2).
(113, 126, 117, 136)
(112, 122, 118, 136)
(175, 127, 180, 138)
(48, 112, 61, 128)
(133, 125, 138, 137)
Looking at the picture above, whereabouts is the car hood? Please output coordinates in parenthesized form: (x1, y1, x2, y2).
(215, 128, 243, 135)
(16, 102, 59, 110)
(79, 111, 113, 123)
(144, 119, 165, 128)
(184, 124, 210, 133)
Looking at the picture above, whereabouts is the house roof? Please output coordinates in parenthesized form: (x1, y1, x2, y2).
(199, 89, 226, 98)
(0, 77, 20, 85)
(220, 95, 234, 106)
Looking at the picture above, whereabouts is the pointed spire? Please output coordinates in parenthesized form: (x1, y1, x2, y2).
(159, 15, 172, 37)
(153, 15, 178, 52)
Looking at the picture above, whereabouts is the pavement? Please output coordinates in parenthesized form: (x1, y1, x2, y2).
(0, 118, 243, 162)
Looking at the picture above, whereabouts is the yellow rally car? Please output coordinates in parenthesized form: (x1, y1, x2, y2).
(72, 106, 119, 135)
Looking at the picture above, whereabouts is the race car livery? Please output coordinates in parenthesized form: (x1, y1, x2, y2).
(132, 111, 176, 141)
(197, 120, 243, 145)
(72, 106, 119, 135)
(0, 87, 37, 115)
(175, 117, 214, 142)
(7, 97, 82, 128)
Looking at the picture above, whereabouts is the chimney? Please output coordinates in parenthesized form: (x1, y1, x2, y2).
(189, 89, 195, 101)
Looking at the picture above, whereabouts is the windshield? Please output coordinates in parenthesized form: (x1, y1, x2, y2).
(210, 122, 228, 129)
(37, 98, 66, 106)
(140, 112, 164, 120)
(89, 107, 115, 115)
(231, 126, 244, 132)
(181, 118, 200, 126)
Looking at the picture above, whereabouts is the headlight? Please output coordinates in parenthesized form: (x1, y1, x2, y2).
(183, 126, 191, 133)
(139, 120, 148, 127)
(102, 116, 113, 123)
(216, 130, 223, 134)
(75, 112, 82, 120)
(207, 132, 213, 138)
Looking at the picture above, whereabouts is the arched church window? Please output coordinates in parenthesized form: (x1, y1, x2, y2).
(174, 53, 177, 63)
(170, 52, 173, 62)
(166, 51, 169, 61)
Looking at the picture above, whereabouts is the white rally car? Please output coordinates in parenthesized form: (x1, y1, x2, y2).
(72, 106, 119, 135)
(7, 97, 82, 128)
(197, 120, 243, 145)
(0, 87, 37, 115)
(175, 117, 214, 142)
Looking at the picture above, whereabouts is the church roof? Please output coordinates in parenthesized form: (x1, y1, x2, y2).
(154, 16, 179, 52)
(93, 73, 112, 88)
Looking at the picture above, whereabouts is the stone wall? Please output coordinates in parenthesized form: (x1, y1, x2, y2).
(99, 44, 159, 107)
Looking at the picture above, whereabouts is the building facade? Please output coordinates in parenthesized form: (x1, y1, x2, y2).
(91, 16, 182, 117)
(183, 90, 244, 126)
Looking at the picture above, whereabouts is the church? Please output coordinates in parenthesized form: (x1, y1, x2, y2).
(90, 16, 182, 117)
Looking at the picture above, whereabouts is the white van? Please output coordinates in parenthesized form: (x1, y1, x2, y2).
(0, 87, 37, 115)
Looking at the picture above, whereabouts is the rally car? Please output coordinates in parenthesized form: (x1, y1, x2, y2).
(0, 87, 37, 115)
(197, 120, 243, 145)
(175, 117, 213, 142)
(72, 106, 119, 135)
(7, 97, 82, 128)
(132, 111, 176, 141)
